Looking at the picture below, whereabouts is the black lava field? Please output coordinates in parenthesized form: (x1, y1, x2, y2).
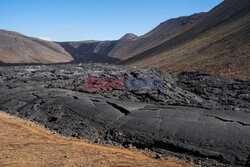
(0, 63, 249, 167)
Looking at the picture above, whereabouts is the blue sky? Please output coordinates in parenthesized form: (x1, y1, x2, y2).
(0, 0, 224, 41)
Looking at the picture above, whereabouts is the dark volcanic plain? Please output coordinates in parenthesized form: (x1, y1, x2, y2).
(0, 63, 249, 167)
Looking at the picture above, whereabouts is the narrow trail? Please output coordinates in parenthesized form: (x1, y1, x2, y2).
(0, 111, 191, 167)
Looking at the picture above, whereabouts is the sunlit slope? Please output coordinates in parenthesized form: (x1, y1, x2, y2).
(124, 0, 250, 80)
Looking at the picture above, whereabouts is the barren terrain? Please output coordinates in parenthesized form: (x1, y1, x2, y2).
(0, 64, 249, 166)
(0, 111, 189, 167)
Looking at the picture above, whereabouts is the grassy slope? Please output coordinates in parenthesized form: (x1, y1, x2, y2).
(126, 0, 250, 80)
(132, 13, 250, 80)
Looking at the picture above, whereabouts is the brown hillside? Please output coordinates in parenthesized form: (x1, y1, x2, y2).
(0, 30, 73, 64)
(124, 0, 250, 80)
(58, 13, 205, 62)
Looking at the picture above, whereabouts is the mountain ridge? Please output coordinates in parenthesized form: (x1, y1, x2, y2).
(57, 12, 205, 62)
(122, 0, 250, 80)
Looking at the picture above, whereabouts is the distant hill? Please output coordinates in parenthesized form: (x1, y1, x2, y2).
(123, 0, 250, 80)
(58, 40, 120, 63)
(0, 12, 205, 64)
(0, 30, 73, 64)
(109, 12, 205, 60)
(119, 33, 138, 40)
(57, 12, 205, 62)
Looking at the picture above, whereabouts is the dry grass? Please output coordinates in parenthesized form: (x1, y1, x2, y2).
(131, 13, 250, 80)
(0, 111, 193, 167)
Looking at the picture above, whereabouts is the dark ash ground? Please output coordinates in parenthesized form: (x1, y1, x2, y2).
(0, 63, 249, 167)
